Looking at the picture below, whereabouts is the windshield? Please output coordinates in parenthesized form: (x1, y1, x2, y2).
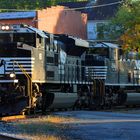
(0, 33, 36, 47)
(90, 48, 109, 58)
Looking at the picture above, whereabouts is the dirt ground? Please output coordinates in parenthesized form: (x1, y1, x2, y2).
(1, 110, 140, 140)
(54, 110, 140, 140)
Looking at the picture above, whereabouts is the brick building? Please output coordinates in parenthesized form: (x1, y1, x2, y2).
(0, 6, 87, 39)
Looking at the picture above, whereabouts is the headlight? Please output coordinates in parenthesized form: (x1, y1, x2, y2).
(1, 26, 6, 30)
(1, 25, 11, 31)
(5, 25, 10, 30)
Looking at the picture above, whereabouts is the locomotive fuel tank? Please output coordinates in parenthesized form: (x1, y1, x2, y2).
(45, 92, 78, 109)
(124, 93, 140, 105)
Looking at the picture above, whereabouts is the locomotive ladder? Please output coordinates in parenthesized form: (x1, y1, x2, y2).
(93, 79, 105, 106)
(86, 66, 107, 107)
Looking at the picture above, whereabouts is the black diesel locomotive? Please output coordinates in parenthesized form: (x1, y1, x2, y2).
(0, 24, 139, 115)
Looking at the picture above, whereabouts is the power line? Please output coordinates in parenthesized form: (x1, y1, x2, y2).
(63, 1, 123, 11)
(0, 1, 123, 12)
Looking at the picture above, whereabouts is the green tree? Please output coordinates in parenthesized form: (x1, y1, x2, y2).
(108, 0, 140, 52)
(0, 0, 87, 11)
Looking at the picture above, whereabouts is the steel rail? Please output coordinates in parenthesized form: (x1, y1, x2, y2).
(0, 134, 23, 140)
(0, 115, 26, 121)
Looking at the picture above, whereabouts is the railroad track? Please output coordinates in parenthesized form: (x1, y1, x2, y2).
(0, 106, 140, 122)
(0, 115, 26, 122)
(0, 114, 43, 122)
(105, 106, 140, 113)
(0, 134, 23, 140)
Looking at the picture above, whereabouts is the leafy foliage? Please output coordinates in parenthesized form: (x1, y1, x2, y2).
(0, 0, 87, 11)
(108, 0, 140, 52)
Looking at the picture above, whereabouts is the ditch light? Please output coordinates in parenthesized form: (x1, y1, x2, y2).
(9, 72, 16, 79)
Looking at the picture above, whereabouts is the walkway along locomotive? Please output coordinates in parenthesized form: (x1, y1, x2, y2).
(0, 24, 140, 115)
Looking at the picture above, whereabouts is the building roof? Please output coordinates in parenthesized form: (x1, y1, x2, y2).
(58, 1, 88, 13)
(59, 0, 122, 20)
(0, 11, 36, 20)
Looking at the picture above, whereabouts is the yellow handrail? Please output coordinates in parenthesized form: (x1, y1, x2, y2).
(14, 61, 33, 108)
(14, 61, 32, 80)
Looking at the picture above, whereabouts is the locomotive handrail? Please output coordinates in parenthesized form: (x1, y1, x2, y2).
(13, 61, 33, 108)
(13, 61, 31, 80)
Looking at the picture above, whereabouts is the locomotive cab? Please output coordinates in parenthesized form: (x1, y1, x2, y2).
(0, 26, 28, 114)
(90, 42, 119, 60)
(0, 24, 48, 115)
